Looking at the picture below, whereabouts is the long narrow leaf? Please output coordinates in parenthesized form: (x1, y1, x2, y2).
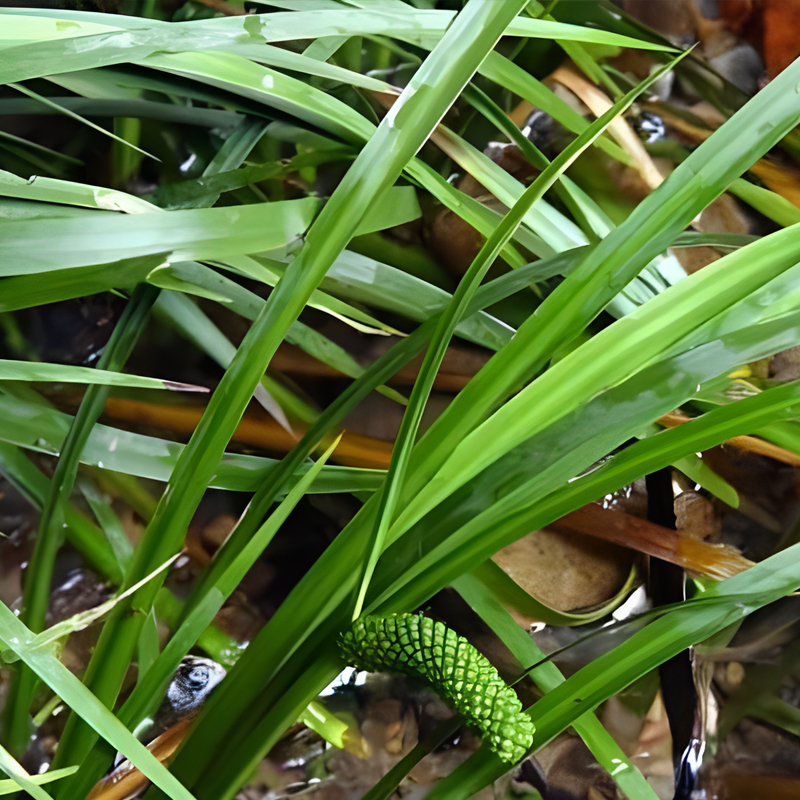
(0, 603, 198, 800)
(425, 539, 800, 799)
(52, 6, 531, 794)
(0, 359, 203, 391)
(352, 55, 681, 618)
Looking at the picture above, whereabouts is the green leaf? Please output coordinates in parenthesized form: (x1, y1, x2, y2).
(0, 744, 57, 800)
(353, 185, 421, 236)
(0, 167, 157, 213)
(672, 453, 740, 508)
(0, 768, 77, 797)
(391, 176, 800, 545)
(0, 8, 673, 86)
(0, 602, 199, 800)
(470, 559, 639, 627)
(8, 81, 158, 161)
(0, 359, 204, 391)
(0, 393, 381, 494)
(352, 55, 680, 617)
(384, 41, 800, 549)
(0, 198, 321, 275)
(142, 5, 536, 798)
(426, 538, 800, 799)
(4, 285, 161, 754)
(30, 554, 179, 651)
(300, 702, 352, 750)
(453, 573, 659, 800)
(114, 437, 340, 738)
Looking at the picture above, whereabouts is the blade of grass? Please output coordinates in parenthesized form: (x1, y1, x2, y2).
(389, 94, 800, 541)
(174, 245, 578, 632)
(78, 477, 135, 572)
(461, 82, 611, 241)
(672, 453, 739, 508)
(153, 290, 300, 432)
(0, 8, 672, 86)
(0, 394, 382, 494)
(65, 437, 340, 797)
(379, 46, 800, 551)
(429, 121, 584, 253)
(53, 5, 531, 793)
(64, 18, 800, 800)
(375, 360, 800, 618)
(30, 555, 180, 652)
(5, 13, 652, 277)
(0, 96, 241, 128)
(0, 360, 205, 392)
(0, 197, 321, 275)
(152, 276, 406, 403)
(453, 573, 660, 800)
(427, 114, 679, 317)
(0, 743, 56, 800)
(124, 51, 536, 270)
(0, 768, 77, 797)
(167, 245, 800, 800)
(8, 82, 159, 161)
(470, 559, 638, 627)
(161, 207, 586, 772)
(352, 56, 680, 619)
(0, 603, 199, 800)
(321, 250, 514, 350)
(0, 167, 157, 213)
(425, 538, 800, 799)
(137, 5, 536, 798)
(729, 177, 800, 227)
(131, 438, 337, 729)
(480, 51, 630, 163)
(209, 306, 800, 791)
(4, 284, 159, 756)
(0, 131, 82, 175)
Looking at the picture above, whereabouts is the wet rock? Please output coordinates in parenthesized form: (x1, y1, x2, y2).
(675, 492, 722, 542)
(709, 43, 764, 95)
(46, 568, 108, 626)
(492, 528, 634, 614)
(770, 346, 800, 382)
(536, 735, 622, 799)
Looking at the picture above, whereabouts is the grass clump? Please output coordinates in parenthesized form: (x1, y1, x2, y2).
(1, 2, 800, 799)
